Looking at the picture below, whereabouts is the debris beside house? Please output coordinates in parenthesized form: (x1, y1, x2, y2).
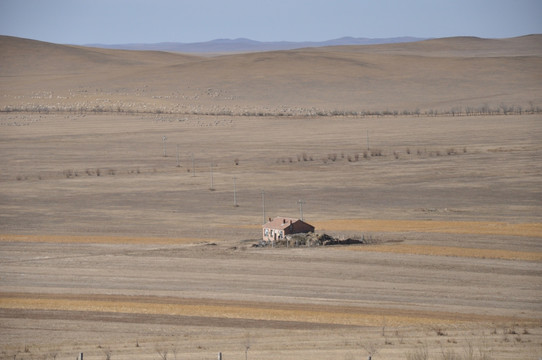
(254, 232, 366, 248)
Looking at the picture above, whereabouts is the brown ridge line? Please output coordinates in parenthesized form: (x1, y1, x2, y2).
(0, 292, 533, 325)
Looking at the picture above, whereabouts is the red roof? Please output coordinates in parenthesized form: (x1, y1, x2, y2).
(263, 217, 303, 230)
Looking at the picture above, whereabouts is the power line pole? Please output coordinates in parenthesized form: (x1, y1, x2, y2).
(366, 130, 369, 150)
(162, 136, 167, 157)
(233, 177, 238, 207)
(298, 199, 304, 221)
(210, 160, 214, 190)
(176, 144, 180, 167)
(261, 190, 266, 224)
(191, 153, 195, 176)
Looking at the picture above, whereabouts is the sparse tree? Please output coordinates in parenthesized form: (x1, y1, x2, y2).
(156, 347, 168, 360)
(360, 341, 380, 360)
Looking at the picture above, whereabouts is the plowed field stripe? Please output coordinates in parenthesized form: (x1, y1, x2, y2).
(341, 244, 542, 261)
(314, 219, 542, 238)
(0, 234, 215, 245)
(0, 293, 534, 327)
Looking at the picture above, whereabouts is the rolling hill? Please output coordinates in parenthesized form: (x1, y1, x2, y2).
(84, 36, 427, 53)
(1, 35, 541, 115)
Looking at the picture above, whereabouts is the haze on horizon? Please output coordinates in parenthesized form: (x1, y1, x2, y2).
(1, 0, 541, 45)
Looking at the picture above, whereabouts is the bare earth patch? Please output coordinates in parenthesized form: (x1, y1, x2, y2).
(342, 243, 542, 261)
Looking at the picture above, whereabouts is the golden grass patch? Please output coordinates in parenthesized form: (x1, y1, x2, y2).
(314, 219, 542, 238)
(0, 234, 215, 245)
(343, 243, 542, 261)
(0, 296, 468, 327)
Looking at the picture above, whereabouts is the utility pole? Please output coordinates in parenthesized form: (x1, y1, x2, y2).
(191, 153, 195, 176)
(366, 130, 369, 150)
(298, 199, 304, 221)
(210, 160, 214, 190)
(176, 144, 180, 167)
(233, 177, 238, 207)
(162, 136, 167, 157)
(261, 190, 266, 224)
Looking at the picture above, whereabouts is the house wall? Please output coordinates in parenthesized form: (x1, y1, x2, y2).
(262, 228, 284, 242)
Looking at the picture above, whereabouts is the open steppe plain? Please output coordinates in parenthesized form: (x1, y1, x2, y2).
(1, 113, 541, 359)
(0, 35, 541, 359)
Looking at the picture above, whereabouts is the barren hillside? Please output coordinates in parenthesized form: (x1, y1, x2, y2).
(1, 35, 541, 114)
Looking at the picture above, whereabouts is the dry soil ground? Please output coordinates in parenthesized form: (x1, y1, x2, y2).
(1, 35, 541, 359)
(0, 113, 541, 360)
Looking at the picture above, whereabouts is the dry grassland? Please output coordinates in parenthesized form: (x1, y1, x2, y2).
(0, 294, 466, 328)
(0, 234, 214, 245)
(314, 219, 542, 238)
(343, 244, 542, 261)
(0, 36, 541, 359)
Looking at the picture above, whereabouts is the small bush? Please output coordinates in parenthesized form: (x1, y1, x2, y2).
(371, 149, 383, 157)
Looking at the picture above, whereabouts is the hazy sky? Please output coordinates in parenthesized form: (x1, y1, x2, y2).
(1, 0, 541, 44)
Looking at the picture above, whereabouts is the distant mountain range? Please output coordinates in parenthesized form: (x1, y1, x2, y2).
(84, 37, 427, 53)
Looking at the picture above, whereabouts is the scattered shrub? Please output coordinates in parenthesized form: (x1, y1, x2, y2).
(371, 149, 383, 157)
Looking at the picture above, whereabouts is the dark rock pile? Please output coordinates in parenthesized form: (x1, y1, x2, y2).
(255, 233, 364, 248)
